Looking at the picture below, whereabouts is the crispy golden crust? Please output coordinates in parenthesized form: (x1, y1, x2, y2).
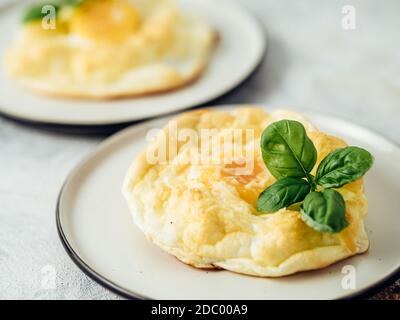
(122, 107, 369, 277)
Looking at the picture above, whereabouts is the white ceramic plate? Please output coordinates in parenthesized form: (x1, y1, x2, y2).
(56, 105, 400, 300)
(0, 0, 266, 126)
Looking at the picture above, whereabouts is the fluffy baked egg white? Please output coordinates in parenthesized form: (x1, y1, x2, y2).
(4, 0, 217, 98)
(122, 107, 369, 277)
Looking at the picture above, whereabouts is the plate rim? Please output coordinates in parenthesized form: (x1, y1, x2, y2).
(0, 0, 267, 126)
(56, 107, 400, 300)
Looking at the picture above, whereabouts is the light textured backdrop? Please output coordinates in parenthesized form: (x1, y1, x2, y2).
(0, 0, 399, 299)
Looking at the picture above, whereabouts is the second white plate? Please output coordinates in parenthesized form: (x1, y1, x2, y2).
(57, 105, 400, 299)
(0, 0, 266, 125)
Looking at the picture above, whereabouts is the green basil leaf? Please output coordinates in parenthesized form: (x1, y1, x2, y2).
(260, 120, 317, 179)
(22, 5, 48, 23)
(22, 1, 82, 24)
(256, 177, 311, 213)
(315, 146, 374, 188)
(300, 189, 348, 233)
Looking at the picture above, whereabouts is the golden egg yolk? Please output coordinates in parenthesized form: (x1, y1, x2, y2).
(25, 20, 68, 36)
(222, 161, 265, 208)
(70, 0, 141, 42)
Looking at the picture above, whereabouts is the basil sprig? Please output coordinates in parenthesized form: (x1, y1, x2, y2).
(22, 4, 59, 23)
(22, 0, 83, 24)
(256, 119, 374, 233)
